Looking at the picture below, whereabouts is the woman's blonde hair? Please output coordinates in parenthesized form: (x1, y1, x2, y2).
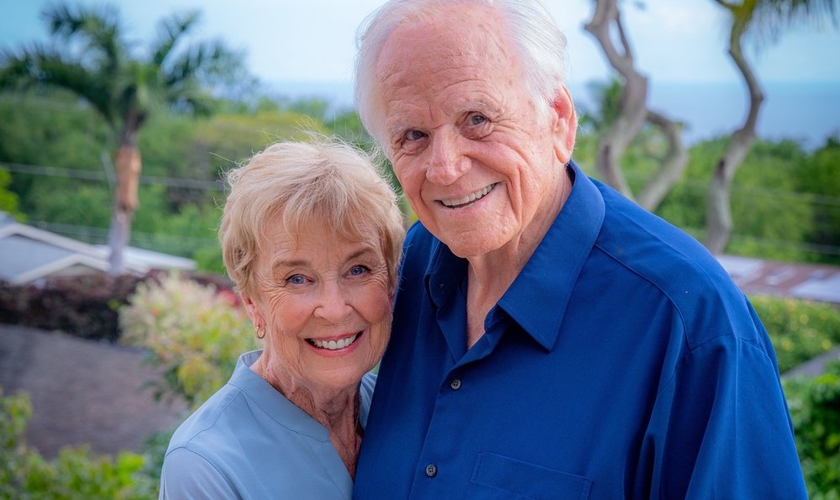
(218, 136, 405, 298)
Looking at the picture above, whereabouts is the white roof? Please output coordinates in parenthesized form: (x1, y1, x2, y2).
(0, 213, 195, 285)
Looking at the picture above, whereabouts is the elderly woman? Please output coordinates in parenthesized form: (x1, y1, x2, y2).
(158, 138, 405, 499)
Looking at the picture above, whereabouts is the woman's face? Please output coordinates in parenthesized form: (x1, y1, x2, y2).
(243, 216, 393, 395)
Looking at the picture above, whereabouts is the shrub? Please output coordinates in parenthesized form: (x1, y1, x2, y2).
(750, 295, 840, 374)
(0, 387, 156, 499)
(0, 274, 143, 342)
(119, 272, 255, 408)
(784, 360, 840, 499)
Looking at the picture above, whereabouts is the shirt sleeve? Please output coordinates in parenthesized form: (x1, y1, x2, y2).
(158, 447, 240, 500)
(645, 333, 807, 499)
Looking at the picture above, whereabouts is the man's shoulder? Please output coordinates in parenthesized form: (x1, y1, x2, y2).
(590, 185, 758, 343)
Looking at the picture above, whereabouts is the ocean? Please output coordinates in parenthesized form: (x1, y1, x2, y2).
(268, 80, 840, 151)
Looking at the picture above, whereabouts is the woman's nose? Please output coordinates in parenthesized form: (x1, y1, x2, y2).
(313, 280, 351, 321)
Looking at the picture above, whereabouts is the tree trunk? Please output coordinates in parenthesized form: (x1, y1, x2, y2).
(705, 8, 764, 254)
(584, 0, 688, 210)
(585, 0, 648, 199)
(637, 110, 689, 211)
(107, 142, 141, 276)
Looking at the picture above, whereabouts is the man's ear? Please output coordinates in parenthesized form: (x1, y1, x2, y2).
(551, 85, 578, 164)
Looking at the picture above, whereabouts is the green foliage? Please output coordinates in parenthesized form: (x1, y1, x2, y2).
(0, 91, 327, 272)
(119, 272, 255, 408)
(326, 108, 373, 146)
(751, 295, 840, 373)
(0, 93, 108, 169)
(0, 169, 22, 218)
(578, 77, 624, 135)
(797, 137, 840, 265)
(130, 185, 221, 260)
(0, 388, 155, 500)
(25, 182, 112, 230)
(654, 137, 836, 263)
(726, 139, 813, 261)
(192, 111, 326, 170)
(784, 360, 840, 499)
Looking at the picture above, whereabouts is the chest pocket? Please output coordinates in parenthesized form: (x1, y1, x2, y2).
(468, 452, 593, 500)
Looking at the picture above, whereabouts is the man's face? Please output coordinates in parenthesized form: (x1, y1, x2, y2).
(375, 3, 576, 259)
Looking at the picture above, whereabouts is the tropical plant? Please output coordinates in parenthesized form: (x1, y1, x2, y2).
(706, 0, 839, 254)
(0, 3, 246, 274)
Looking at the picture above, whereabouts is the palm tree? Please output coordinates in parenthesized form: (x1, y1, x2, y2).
(706, 0, 838, 254)
(0, 3, 244, 274)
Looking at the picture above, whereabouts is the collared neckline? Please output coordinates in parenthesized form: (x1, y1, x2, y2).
(424, 161, 606, 352)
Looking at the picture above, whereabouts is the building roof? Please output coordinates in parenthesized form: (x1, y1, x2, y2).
(0, 212, 195, 285)
(717, 255, 840, 304)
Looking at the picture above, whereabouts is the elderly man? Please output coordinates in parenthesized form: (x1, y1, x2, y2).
(352, 0, 808, 498)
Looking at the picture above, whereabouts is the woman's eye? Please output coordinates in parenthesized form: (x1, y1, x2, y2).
(285, 274, 307, 285)
(348, 265, 370, 277)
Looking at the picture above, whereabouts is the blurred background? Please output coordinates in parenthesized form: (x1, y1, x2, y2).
(0, 1, 839, 498)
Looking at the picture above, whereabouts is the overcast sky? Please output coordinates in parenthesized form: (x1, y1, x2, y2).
(3, 0, 840, 87)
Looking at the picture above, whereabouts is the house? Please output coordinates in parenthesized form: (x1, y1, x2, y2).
(717, 254, 840, 305)
(0, 212, 196, 285)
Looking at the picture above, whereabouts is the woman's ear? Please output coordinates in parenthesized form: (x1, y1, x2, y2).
(550, 85, 577, 164)
(241, 293, 263, 329)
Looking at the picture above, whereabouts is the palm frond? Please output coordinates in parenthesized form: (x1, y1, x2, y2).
(41, 3, 125, 77)
(150, 10, 201, 67)
(721, 0, 840, 48)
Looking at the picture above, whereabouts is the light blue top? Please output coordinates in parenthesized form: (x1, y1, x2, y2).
(159, 350, 375, 499)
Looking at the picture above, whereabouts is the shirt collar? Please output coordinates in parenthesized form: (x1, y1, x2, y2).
(425, 161, 605, 351)
(500, 162, 605, 350)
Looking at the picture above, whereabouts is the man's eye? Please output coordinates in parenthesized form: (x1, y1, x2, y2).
(467, 113, 487, 126)
(405, 130, 427, 142)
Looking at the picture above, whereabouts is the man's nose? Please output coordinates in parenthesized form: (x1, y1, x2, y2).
(426, 131, 469, 185)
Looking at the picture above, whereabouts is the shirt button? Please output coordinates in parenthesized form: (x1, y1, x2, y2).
(425, 463, 438, 477)
(450, 378, 462, 390)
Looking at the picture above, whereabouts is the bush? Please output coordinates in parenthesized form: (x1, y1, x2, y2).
(0, 387, 156, 499)
(750, 295, 840, 374)
(0, 275, 143, 342)
(784, 359, 840, 499)
(0, 271, 237, 343)
(119, 272, 255, 408)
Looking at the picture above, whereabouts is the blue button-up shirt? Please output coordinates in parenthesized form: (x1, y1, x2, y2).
(354, 162, 807, 499)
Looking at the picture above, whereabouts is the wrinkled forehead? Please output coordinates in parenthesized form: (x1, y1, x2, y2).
(376, 3, 513, 78)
